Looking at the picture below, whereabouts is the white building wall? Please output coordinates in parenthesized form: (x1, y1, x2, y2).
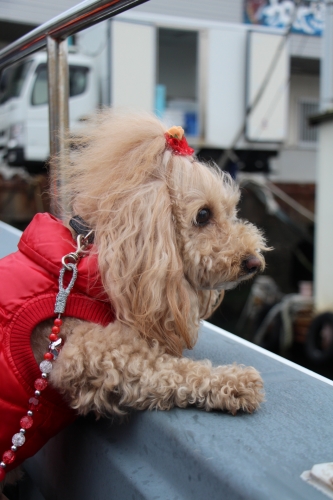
(270, 148, 317, 183)
(287, 74, 319, 147)
(270, 74, 319, 183)
(289, 34, 321, 59)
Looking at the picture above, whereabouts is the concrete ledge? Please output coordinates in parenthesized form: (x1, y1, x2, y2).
(0, 220, 22, 258)
(23, 321, 333, 500)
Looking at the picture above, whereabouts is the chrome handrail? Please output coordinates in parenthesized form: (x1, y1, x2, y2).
(0, 0, 148, 215)
(0, 0, 147, 71)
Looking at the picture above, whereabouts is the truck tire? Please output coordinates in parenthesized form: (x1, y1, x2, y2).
(305, 312, 333, 363)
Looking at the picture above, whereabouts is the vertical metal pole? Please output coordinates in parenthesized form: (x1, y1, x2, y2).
(58, 39, 70, 216)
(47, 37, 59, 217)
(47, 36, 69, 217)
(107, 19, 112, 106)
(58, 40, 69, 154)
(314, 1, 333, 312)
(320, 1, 333, 112)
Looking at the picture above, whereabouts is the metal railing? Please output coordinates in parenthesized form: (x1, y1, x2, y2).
(0, 0, 148, 215)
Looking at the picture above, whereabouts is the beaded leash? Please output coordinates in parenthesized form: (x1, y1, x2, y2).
(0, 230, 92, 481)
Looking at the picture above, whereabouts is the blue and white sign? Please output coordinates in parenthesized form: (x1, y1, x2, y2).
(244, 0, 324, 36)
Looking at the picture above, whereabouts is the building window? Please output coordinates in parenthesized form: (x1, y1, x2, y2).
(299, 100, 318, 144)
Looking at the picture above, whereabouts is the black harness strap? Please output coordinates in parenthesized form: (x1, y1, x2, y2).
(69, 215, 94, 244)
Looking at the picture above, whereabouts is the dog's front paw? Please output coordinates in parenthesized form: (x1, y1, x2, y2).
(208, 364, 264, 414)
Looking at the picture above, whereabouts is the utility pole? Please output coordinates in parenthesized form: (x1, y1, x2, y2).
(313, 1, 333, 311)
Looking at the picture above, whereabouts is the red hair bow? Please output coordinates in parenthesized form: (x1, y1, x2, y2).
(165, 126, 194, 156)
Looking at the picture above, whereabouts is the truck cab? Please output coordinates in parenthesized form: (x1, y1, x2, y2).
(0, 50, 98, 173)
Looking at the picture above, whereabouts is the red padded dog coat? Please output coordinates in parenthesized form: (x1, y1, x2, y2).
(0, 213, 114, 471)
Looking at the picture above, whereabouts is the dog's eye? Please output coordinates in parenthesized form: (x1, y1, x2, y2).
(195, 208, 211, 226)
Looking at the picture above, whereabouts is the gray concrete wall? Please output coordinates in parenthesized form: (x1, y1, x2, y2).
(0, 0, 79, 26)
(0, 0, 243, 26)
(1, 0, 321, 60)
(134, 0, 242, 24)
(290, 33, 321, 60)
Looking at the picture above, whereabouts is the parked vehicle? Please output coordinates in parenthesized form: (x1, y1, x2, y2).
(0, 50, 98, 173)
(0, 15, 290, 175)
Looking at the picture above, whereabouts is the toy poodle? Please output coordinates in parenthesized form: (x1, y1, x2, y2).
(0, 110, 267, 490)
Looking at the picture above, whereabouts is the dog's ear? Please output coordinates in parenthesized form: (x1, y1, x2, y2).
(97, 181, 193, 356)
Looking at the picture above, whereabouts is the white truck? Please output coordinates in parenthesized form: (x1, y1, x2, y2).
(0, 50, 98, 173)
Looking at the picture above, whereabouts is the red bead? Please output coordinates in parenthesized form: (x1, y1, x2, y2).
(34, 378, 48, 391)
(44, 352, 53, 360)
(2, 450, 15, 464)
(0, 467, 6, 481)
(52, 326, 60, 334)
(20, 415, 34, 429)
(49, 333, 58, 341)
(28, 397, 41, 411)
(54, 318, 62, 327)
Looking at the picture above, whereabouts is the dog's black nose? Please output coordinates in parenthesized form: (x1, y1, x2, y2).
(243, 256, 262, 274)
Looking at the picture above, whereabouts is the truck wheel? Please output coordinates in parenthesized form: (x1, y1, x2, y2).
(305, 312, 333, 363)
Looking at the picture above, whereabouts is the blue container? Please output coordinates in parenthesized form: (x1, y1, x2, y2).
(184, 112, 198, 136)
(155, 84, 166, 119)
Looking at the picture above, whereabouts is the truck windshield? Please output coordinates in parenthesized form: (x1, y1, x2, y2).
(31, 64, 90, 106)
(0, 60, 32, 104)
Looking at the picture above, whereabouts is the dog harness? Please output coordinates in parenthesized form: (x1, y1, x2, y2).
(0, 213, 114, 476)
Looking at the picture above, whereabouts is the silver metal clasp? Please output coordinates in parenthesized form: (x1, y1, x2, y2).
(61, 232, 93, 271)
(55, 230, 94, 313)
